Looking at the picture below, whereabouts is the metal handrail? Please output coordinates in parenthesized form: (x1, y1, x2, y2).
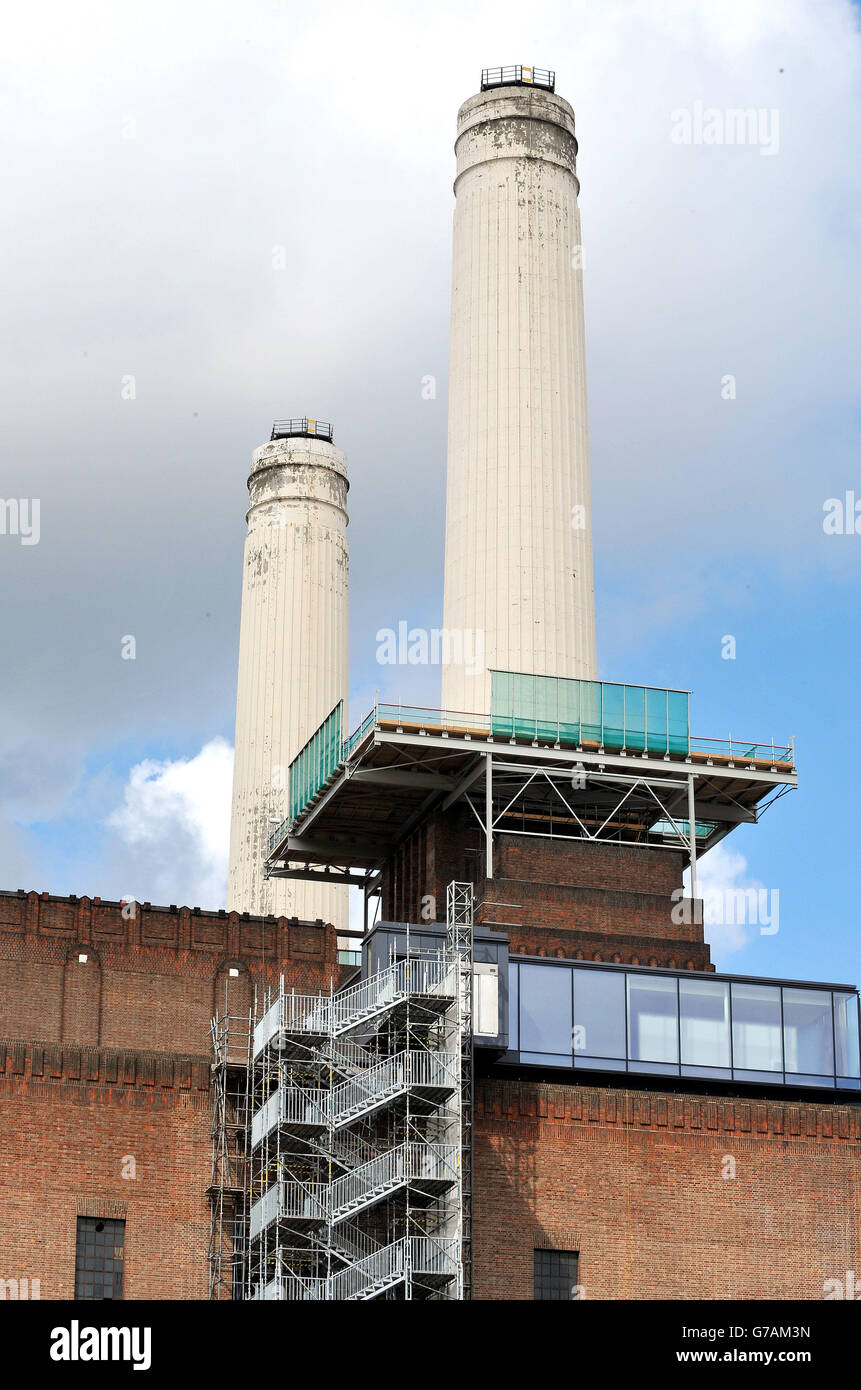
(689, 735, 793, 764)
(330, 1142, 457, 1219)
(322, 1220, 382, 1265)
(253, 991, 331, 1058)
(326, 1236, 406, 1301)
(271, 690, 797, 838)
(411, 1235, 460, 1275)
(331, 1050, 458, 1126)
(332, 953, 458, 1032)
(270, 417, 333, 442)
(480, 65, 555, 92)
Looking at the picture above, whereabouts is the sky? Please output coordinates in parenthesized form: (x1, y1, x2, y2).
(1, 0, 860, 986)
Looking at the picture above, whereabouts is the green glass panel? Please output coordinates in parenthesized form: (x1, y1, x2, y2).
(558, 674, 580, 744)
(646, 687, 668, 754)
(602, 684, 624, 749)
(624, 685, 646, 751)
(668, 690, 690, 754)
(580, 680, 601, 743)
(489, 672, 689, 758)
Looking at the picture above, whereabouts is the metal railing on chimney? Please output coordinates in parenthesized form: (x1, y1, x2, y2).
(480, 65, 555, 92)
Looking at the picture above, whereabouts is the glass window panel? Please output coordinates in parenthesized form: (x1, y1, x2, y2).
(782, 988, 834, 1077)
(557, 676, 580, 744)
(602, 685, 624, 749)
(534, 1249, 579, 1301)
(834, 992, 861, 1078)
(667, 690, 690, 755)
(731, 983, 782, 1072)
(580, 681, 601, 743)
(74, 1217, 125, 1301)
(627, 974, 678, 1063)
(574, 1055, 625, 1073)
(519, 963, 572, 1057)
(680, 978, 730, 1068)
(646, 688, 669, 754)
(629, 1060, 679, 1076)
(534, 676, 560, 741)
(573, 968, 626, 1059)
(624, 685, 646, 751)
(733, 1068, 783, 1085)
(508, 964, 519, 1051)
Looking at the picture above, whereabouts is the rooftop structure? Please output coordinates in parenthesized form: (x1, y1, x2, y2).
(480, 65, 556, 92)
(270, 418, 334, 442)
(265, 672, 796, 915)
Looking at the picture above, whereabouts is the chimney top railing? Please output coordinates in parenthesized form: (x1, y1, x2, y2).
(480, 66, 555, 93)
(270, 418, 334, 443)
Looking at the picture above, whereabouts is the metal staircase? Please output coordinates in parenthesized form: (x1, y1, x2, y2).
(244, 933, 466, 1300)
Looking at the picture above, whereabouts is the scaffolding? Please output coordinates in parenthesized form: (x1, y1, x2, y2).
(207, 1006, 253, 1300)
(446, 881, 474, 1300)
(207, 929, 466, 1300)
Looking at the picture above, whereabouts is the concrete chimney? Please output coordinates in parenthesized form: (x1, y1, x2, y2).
(441, 71, 597, 715)
(227, 421, 348, 928)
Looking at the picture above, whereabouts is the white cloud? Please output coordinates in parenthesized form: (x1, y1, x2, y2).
(685, 841, 768, 956)
(106, 738, 234, 909)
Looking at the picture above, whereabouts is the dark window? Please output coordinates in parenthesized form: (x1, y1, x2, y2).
(75, 1217, 125, 1300)
(534, 1248, 579, 1301)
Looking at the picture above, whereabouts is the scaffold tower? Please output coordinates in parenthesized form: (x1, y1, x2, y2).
(207, 1006, 253, 1300)
(240, 934, 466, 1299)
(447, 881, 474, 1299)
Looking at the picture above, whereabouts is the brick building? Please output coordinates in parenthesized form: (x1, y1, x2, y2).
(1, 730, 858, 1302)
(254, 684, 860, 1302)
(0, 890, 345, 1300)
(2, 66, 857, 1305)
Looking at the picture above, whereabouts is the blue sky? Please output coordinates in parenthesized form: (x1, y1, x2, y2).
(2, 0, 860, 988)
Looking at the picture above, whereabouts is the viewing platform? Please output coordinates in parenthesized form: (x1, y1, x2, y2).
(266, 674, 797, 891)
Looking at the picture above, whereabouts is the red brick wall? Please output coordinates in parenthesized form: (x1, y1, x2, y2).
(0, 1041, 211, 1300)
(381, 817, 711, 970)
(0, 891, 343, 1054)
(0, 891, 350, 1301)
(475, 1078, 861, 1300)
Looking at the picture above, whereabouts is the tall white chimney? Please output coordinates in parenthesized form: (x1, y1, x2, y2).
(227, 420, 348, 928)
(441, 69, 597, 715)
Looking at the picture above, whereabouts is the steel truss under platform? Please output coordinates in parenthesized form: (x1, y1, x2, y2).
(265, 709, 797, 906)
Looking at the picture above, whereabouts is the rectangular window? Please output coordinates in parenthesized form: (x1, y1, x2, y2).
(534, 1248, 579, 1301)
(519, 963, 572, 1060)
(573, 967, 626, 1062)
(75, 1217, 125, 1300)
(782, 986, 834, 1083)
(680, 977, 730, 1070)
(834, 992, 861, 1082)
(627, 973, 678, 1066)
(731, 982, 783, 1077)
